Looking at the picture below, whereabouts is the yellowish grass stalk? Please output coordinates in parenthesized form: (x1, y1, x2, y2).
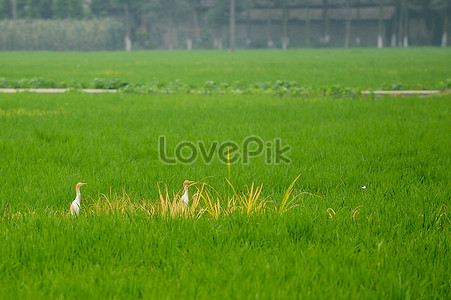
(278, 173, 302, 213)
(227, 149, 231, 180)
(3, 176, 310, 220)
(327, 208, 336, 219)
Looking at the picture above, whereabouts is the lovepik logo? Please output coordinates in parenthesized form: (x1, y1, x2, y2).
(159, 136, 291, 165)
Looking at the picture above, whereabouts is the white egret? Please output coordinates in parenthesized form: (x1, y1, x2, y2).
(181, 180, 195, 205)
(70, 182, 87, 216)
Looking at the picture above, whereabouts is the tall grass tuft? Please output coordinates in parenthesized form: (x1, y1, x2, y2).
(278, 173, 302, 213)
(1, 177, 306, 220)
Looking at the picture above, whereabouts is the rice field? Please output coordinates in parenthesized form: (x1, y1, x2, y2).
(1, 48, 450, 89)
(0, 49, 450, 299)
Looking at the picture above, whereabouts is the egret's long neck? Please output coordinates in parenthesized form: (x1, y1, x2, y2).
(183, 187, 189, 196)
(75, 187, 81, 203)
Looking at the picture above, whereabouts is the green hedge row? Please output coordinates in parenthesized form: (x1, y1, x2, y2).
(0, 19, 124, 51)
(1, 78, 450, 97)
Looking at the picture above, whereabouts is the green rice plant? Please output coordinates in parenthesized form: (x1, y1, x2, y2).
(1, 49, 450, 89)
(0, 66, 450, 298)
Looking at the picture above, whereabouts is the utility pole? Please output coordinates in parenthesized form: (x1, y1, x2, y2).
(124, 3, 132, 51)
(11, 0, 17, 22)
(230, 0, 236, 52)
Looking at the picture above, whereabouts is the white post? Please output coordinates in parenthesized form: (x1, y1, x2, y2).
(281, 37, 289, 50)
(125, 36, 132, 51)
(324, 34, 330, 44)
(230, 0, 235, 52)
(391, 34, 396, 47)
(377, 35, 383, 48)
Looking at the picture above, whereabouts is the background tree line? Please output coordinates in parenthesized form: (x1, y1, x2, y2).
(0, 0, 449, 50)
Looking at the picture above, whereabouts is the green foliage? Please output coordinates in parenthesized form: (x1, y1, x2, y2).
(39, 0, 53, 19)
(0, 19, 124, 50)
(16, 0, 27, 18)
(67, 0, 83, 19)
(26, 0, 42, 18)
(3, 77, 451, 97)
(90, 0, 111, 16)
(104, 79, 363, 97)
(0, 0, 11, 19)
(438, 78, 451, 90)
(0, 0, 447, 49)
(52, 0, 68, 19)
(92, 77, 128, 89)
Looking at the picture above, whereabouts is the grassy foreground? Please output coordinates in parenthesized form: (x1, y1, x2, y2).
(1, 211, 448, 299)
(0, 91, 450, 298)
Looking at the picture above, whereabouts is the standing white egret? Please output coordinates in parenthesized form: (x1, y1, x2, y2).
(70, 182, 87, 216)
(180, 180, 194, 205)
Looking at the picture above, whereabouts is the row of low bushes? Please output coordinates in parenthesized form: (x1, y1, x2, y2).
(0, 19, 124, 51)
(119, 80, 362, 97)
(1, 78, 450, 97)
(0, 77, 362, 97)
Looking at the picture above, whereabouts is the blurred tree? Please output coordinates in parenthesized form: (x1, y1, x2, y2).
(0, 0, 12, 19)
(281, 0, 289, 49)
(11, 0, 16, 20)
(89, 0, 146, 50)
(230, 0, 235, 52)
(335, 0, 360, 48)
(377, 0, 386, 48)
(244, 0, 253, 47)
(336, 0, 352, 48)
(354, 0, 361, 46)
(429, 0, 450, 47)
(205, 0, 229, 49)
(401, 0, 408, 47)
(52, 0, 68, 18)
(90, 0, 110, 16)
(16, 0, 27, 18)
(1, 0, 446, 49)
(391, 0, 409, 47)
(409, 0, 435, 44)
(297, 0, 314, 46)
(67, 0, 83, 19)
(322, 0, 330, 45)
(39, 0, 52, 19)
(263, 0, 275, 48)
(186, 0, 203, 45)
(26, 0, 41, 18)
(149, 0, 189, 49)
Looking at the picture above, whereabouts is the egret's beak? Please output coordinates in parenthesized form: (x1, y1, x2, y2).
(81, 183, 87, 186)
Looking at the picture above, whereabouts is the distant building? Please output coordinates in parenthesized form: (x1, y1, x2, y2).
(161, 0, 449, 49)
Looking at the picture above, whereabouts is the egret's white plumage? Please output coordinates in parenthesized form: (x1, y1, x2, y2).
(70, 182, 87, 216)
(181, 180, 194, 205)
